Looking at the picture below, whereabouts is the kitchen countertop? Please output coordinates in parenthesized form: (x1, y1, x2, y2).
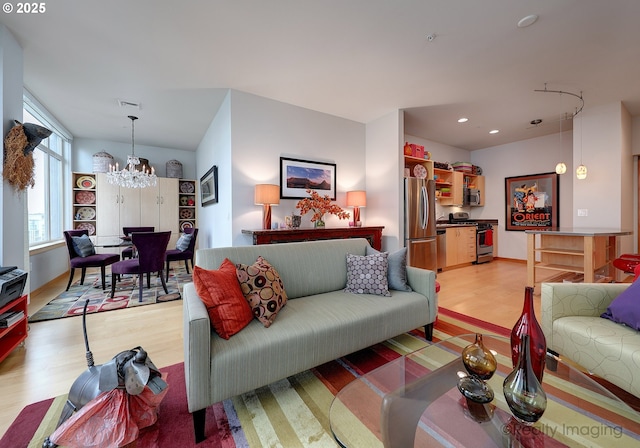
(524, 228, 632, 236)
(436, 219, 499, 229)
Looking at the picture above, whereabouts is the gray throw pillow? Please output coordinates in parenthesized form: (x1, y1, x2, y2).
(344, 252, 391, 297)
(366, 245, 412, 292)
(176, 233, 193, 251)
(71, 234, 96, 257)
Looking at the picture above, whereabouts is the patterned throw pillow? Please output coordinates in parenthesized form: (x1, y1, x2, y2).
(236, 256, 288, 327)
(71, 234, 96, 257)
(193, 259, 254, 339)
(344, 252, 391, 297)
(176, 233, 192, 251)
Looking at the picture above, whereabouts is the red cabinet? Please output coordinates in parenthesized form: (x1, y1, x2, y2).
(0, 294, 28, 363)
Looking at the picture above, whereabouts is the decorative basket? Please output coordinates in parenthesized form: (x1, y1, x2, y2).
(92, 151, 114, 173)
(166, 159, 183, 178)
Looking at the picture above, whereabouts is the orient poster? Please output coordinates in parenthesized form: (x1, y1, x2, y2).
(505, 172, 558, 231)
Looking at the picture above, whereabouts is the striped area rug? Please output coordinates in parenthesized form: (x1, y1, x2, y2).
(4, 310, 636, 447)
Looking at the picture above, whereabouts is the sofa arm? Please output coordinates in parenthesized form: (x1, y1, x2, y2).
(183, 282, 213, 413)
(406, 266, 438, 324)
(540, 282, 629, 352)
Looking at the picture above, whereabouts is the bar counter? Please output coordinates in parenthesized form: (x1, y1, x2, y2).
(525, 228, 632, 289)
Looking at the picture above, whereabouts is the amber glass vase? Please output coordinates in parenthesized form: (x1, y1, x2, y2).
(503, 334, 547, 424)
(511, 286, 546, 382)
(462, 333, 497, 380)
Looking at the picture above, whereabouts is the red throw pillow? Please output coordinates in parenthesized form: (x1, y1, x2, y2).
(193, 258, 254, 339)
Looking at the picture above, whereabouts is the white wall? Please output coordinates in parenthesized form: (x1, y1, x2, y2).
(73, 138, 196, 180)
(196, 90, 232, 248)
(196, 90, 366, 249)
(366, 110, 403, 250)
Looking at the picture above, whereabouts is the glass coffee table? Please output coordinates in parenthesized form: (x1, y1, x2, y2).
(329, 334, 640, 447)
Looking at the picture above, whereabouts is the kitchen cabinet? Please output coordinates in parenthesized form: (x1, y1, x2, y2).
(526, 229, 631, 290)
(140, 177, 179, 236)
(435, 169, 463, 206)
(463, 173, 485, 206)
(445, 226, 476, 267)
(403, 155, 433, 180)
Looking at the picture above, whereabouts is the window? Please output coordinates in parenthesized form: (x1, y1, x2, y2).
(24, 92, 71, 247)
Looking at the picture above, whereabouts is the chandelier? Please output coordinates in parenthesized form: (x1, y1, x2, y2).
(107, 115, 157, 188)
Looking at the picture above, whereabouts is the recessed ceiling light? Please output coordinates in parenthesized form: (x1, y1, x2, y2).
(517, 14, 539, 28)
(489, 129, 500, 134)
(457, 117, 469, 123)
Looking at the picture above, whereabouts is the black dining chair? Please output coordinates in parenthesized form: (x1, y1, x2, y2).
(165, 228, 198, 281)
(121, 226, 155, 260)
(110, 231, 171, 302)
(63, 230, 120, 291)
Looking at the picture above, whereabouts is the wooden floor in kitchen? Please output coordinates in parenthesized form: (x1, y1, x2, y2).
(0, 259, 627, 438)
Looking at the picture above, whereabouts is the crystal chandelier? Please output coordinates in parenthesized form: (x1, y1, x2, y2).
(107, 115, 157, 188)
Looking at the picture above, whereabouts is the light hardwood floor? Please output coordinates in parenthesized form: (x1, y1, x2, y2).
(0, 259, 568, 438)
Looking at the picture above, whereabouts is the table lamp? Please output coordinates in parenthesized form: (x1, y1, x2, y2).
(255, 184, 280, 229)
(346, 190, 366, 227)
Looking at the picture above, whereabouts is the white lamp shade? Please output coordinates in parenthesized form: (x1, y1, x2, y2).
(255, 184, 280, 205)
(555, 162, 567, 174)
(346, 190, 367, 207)
(576, 165, 588, 180)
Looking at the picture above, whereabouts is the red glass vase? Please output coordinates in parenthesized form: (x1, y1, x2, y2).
(510, 286, 546, 382)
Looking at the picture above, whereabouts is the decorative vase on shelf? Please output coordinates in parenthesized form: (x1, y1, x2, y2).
(503, 334, 547, 425)
(462, 333, 497, 380)
(314, 216, 325, 228)
(511, 286, 546, 382)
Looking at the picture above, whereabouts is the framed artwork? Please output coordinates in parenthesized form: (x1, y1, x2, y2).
(200, 165, 218, 206)
(505, 172, 559, 231)
(279, 157, 336, 199)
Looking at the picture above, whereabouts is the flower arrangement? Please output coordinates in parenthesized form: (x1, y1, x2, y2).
(296, 189, 350, 223)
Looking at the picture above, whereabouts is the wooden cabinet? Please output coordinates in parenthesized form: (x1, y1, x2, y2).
(72, 172, 98, 238)
(403, 156, 433, 180)
(445, 226, 476, 267)
(526, 230, 631, 289)
(242, 226, 384, 251)
(463, 173, 485, 206)
(92, 173, 181, 249)
(435, 169, 463, 206)
(0, 294, 27, 363)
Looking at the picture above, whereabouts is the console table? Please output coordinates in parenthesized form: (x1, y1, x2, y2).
(242, 226, 384, 251)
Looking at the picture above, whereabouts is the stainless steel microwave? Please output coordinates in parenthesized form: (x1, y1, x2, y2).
(466, 188, 481, 206)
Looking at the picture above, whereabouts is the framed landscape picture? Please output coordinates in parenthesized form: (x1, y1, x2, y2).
(200, 165, 218, 206)
(279, 157, 336, 199)
(505, 172, 558, 231)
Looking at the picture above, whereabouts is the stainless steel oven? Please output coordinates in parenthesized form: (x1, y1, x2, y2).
(476, 222, 493, 264)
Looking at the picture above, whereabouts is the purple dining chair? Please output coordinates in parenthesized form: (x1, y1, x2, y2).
(165, 228, 198, 281)
(63, 230, 120, 291)
(121, 226, 155, 260)
(109, 231, 171, 302)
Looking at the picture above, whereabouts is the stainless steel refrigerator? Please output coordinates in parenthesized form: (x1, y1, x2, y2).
(404, 178, 437, 271)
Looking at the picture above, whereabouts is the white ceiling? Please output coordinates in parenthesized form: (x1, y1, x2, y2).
(3, 0, 640, 151)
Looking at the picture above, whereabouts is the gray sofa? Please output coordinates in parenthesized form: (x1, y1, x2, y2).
(541, 282, 639, 397)
(182, 238, 437, 442)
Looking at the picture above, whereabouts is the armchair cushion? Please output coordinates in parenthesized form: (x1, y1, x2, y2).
(193, 259, 253, 339)
(344, 252, 391, 297)
(71, 234, 96, 257)
(601, 279, 640, 330)
(235, 256, 288, 328)
(176, 233, 193, 251)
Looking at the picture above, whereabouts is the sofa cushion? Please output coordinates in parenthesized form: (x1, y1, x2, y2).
(71, 234, 96, 257)
(601, 279, 640, 329)
(192, 259, 254, 339)
(236, 256, 288, 327)
(366, 246, 412, 291)
(344, 252, 391, 297)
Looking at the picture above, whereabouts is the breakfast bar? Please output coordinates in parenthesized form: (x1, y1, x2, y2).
(526, 228, 632, 290)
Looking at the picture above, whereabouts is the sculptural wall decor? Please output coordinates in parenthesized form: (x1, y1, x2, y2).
(2, 120, 52, 191)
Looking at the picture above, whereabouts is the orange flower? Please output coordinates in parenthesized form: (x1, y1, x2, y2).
(295, 189, 350, 222)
